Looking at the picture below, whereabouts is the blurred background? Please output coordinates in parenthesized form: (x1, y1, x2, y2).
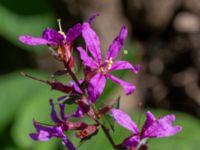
(1, 0, 200, 149)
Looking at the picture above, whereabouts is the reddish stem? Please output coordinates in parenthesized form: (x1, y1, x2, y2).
(63, 61, 85, 94)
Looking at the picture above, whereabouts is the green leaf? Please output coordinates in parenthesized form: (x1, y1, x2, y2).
(0, 70, 48, 134)
(0, 4, 55, 52)
(11, 85, 62, 149)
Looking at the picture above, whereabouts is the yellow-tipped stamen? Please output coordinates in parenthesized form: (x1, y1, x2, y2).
(57, 18, 63, 31)
(57, 18, 66, 38)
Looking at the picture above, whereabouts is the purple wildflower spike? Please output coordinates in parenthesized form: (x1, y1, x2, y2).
(77, 23, 139, 102)
(111, 109, 182, 149)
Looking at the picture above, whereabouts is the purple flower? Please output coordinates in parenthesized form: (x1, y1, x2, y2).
(18, 13, 99, 47)
(30, 121, 75, 150)
(30, 100, 85, 150)
(111, 109, 182, 149)
(19, 23, 82, 65)
(19, 24, 82, 47)
(77, 23, 139, 102)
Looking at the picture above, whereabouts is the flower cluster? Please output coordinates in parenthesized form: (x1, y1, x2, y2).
(19, 14, 182, 150)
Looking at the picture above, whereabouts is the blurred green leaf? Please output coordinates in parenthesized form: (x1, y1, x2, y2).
(0, 70, 48, 134)
(11, 79, 65, 149)
(0, 4, 55, 52)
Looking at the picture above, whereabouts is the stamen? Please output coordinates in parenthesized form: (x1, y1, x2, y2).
(107, 57, 113, 70)
(57, 18, 66, 39)
(57, 18, 63, 32)
(100, 67, 105, 73)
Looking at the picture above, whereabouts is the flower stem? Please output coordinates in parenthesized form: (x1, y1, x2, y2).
(101, 124, 116, 149)
(90, 105, 116, 149)
(64, 61, 85, 93)
(63, 62, 116, 149)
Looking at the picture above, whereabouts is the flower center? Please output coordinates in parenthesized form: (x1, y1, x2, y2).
(106, 57, 113, 70)
(99, 57, 113, 74)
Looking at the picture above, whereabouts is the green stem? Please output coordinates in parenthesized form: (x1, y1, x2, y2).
(91, 105, 116, 149)
(101, 124, 116, 148)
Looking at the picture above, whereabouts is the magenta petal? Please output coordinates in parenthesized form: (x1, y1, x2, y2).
(107, 74, 136, 95)
(49, 81, 73, 93)
(123, 135, 140, 148)
(88, 73, 106, 102)
(105, 25, 128, 60)
(111, 109, 138, 133)
(77, 46, 98, 69)
(62, 136, 76, 150)
(110, 60, 140, 74)
(42, 27, 64, 46)
(66, 23, 82, 44)
(82, 22, 102, 63)
(30, 132, 50, 141)
(59, 103, 68, 121)
(88, 13, 100, 24)
(143, 114, 182, 138)
(71, 106, 84, 118)
(50, 100, 62, 124)
(70, 80, 84, 94)
(142, 111, 156, 133)
(30, 120, 58, 141)
(19, 35, 48, 45)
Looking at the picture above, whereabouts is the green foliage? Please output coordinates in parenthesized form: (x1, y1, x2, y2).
(0, 70, 62, 149)
(0, 2, 55, 52)
(0, 70, 46, 134)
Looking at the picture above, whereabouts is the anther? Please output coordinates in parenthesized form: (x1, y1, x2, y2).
(107, 57, 113, 70)
(123, 49, 128, 55)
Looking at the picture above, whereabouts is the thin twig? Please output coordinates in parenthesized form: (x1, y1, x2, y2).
(101, 124, 116, 148)
(63, 62, 85, 94)
(90, 105, 116, 149)
(21, 72, 48, 84)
